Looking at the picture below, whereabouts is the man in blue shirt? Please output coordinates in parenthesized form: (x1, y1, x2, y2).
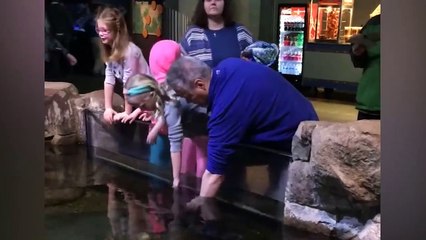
(166, 56, 318, 200)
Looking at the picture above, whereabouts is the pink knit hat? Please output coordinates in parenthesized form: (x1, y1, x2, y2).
(149, 40, 181, 84)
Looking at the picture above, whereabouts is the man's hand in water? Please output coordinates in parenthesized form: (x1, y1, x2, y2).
(186, 196, 205, 211)
(186, 196, 219, 221)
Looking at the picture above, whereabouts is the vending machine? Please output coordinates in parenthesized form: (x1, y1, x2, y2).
(277, 4, 308, 83)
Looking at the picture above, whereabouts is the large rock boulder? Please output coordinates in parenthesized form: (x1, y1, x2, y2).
(45, 187, 85, 206)
(291, 121, 334, 162)
(44, 143, 88, 206)
(45, 82, 80, 145)
(284, 120, 381, 238)
(45, 81, 125, 145)
(283, 200, 337, 236)
(287, 120, 380, 215)
(355, 214, 381, 240)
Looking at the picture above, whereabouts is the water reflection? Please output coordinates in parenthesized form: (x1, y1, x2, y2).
(45, 144, 327, 240)
(106, 181, 176, 239)
(103, 178, 225, 239)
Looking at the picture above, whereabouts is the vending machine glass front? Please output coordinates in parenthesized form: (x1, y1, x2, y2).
(278, 6, 306, 76)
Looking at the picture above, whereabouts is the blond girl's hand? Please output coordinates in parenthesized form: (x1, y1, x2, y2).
(113, 112, 128, 122)
(146, 130, 158, 144)
(121, 110, 141, 124)
(139, 111, 153, 121)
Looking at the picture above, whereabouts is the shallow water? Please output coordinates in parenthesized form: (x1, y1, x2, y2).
(44, 144, 328, 240)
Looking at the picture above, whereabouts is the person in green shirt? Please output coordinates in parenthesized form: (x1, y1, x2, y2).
(350, 14, 381, 120)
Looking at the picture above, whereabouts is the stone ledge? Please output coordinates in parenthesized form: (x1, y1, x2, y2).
(285, 120, 381, 239)
(45, 187, 85, 206)
(284, 201, 380, 240)
(284, 201, 336, 236)
(45, 81, 124, 145)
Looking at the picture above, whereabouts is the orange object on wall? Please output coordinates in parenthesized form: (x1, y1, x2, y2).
(133, 0, 163, 38)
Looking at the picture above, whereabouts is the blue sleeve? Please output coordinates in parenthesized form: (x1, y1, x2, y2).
(180, 26, 193, 56)
(207, 95, 252, 174)
(180, 36, 189, 56)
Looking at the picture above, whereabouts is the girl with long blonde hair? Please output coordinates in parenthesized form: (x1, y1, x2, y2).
(125, 72, 208, 188)
(95, 7, 150, 124)
(125, 74, 178, 186)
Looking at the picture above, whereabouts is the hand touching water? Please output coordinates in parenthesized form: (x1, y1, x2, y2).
(186, 196, 220, 221)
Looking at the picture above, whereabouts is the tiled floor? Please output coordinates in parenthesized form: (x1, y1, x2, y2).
(309, 97, 358, 122)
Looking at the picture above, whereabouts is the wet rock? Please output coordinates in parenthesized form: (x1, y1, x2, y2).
(354, 214, 381, 240)
(50, 144, 79, 155)
(291, 121, 333, 162)
(45, 143, 89, 189)
(372, 214, 380, 223)
(286, 120, 381, 216)
(51, 133, 77, 146)
(80, 90, 124, 112)
(283, 201, 336, 236)
(332, 216, 363, 240)
(44, 187, 85, 206)
(73, 90, 124, 143)
(45, 82, 125, 145)
(45, 82, 80, 140)
(284, 201, 380, 240)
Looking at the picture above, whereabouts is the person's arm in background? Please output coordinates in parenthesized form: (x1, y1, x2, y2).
(45, 15, 77, 66)
(236, 24, 255, 51)
(350, 15, 380, 57)
(164, 101, 184, 188)
(180, 42, 188, 56)
(104, 62, 117, 124)
(362, 23, 380, 59)
(180, 27, 215, 66)
(50, 38, 78, 66)
(179, 28, 191, 56)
